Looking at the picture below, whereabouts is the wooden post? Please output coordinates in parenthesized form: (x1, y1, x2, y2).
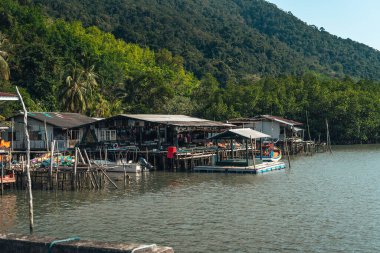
(73, 147, 78, 190)
(124, 164, 127, 189)
(326, 119, 332, 153)
(284, 127, 291, 168)
(16, 86, 34, 234)
(230, 139, 233, 159)
(49, 140, 56, 190)
(306, 110, 311, 141)
(1, 156, 3, 196)
(250, 136, 256, 170)
(44, 119, 49, 152)
(11, 118, 14, 151)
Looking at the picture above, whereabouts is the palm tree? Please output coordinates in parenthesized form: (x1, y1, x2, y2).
(60, 65, 98, 113)
(0, 33, 10, 81)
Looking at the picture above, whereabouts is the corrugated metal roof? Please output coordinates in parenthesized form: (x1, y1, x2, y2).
(119, 114, 234, 127)
(0, 92, 18, 101)
(121, 114, 207, 122)
(210, 128, 271, 140)
(258, 115, 303, 126)
(11, 112, 97, 129)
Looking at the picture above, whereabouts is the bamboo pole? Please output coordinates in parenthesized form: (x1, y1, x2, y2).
(16, 86, 34, 234)
(83, 149, 91, 165)
(100, 168, 118, 189)
(77, 148, 86, 165)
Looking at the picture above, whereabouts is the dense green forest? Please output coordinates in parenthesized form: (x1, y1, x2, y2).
(1, 0, 380, 144)
(32, 0, 380, 82)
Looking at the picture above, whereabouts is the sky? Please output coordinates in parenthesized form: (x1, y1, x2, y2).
(267, 0, 380, 51)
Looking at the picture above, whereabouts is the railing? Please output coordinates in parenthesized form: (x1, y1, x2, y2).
(12, 139, 80, 151)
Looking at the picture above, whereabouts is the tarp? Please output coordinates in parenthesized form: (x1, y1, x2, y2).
(209, 128, 271, 140)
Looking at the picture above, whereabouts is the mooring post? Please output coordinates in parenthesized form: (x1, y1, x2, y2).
(284, 127, 291, 168)
(49, 140, 56, 190)
(73, 147, 78, 190)
(1, 156, 3, 196)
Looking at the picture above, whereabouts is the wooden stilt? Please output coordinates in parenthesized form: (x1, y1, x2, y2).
(49, 140, 56, 190)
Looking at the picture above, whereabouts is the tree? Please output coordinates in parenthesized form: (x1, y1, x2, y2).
(60, 65, 98, 113)
(0, 32, 10, 81)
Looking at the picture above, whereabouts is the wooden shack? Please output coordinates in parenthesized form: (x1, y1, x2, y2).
(2, 112, 98, 151)
(78, 114, 234, 150)
(228, 115, 304, 141)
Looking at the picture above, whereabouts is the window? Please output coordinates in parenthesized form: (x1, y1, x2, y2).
(7, 132, 16, 141)
(99, 130, 117, 141)
(69, 130, 80, 140)
(29, 131, 42, 141)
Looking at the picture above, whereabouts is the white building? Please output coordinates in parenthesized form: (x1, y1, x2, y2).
(228, 115, 304, 141)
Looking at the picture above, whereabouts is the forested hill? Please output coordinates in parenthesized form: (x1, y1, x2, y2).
(2, 0, 380, 144)
(31, 0, 380, 82)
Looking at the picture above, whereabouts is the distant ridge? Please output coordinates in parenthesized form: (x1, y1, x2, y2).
(32, 0, 380, 81)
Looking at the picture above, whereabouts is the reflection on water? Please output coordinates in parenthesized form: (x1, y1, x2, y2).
(0, 195, 17, 231)
(1, 145, 380, 252)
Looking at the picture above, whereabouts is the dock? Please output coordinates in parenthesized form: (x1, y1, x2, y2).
(193, 161, 286, 174)
(0, 233, 174, 253)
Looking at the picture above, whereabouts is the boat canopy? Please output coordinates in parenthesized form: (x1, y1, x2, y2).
(209, 128, 271, 140)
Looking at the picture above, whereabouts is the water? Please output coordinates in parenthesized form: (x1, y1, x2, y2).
(2, 145, 380, 252)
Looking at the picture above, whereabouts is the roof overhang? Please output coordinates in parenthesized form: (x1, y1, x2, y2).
(209, 128, 271, 140)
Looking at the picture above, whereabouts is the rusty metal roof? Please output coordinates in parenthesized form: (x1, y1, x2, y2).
(11, 112, 98, 129)
(118, 114, 234, 127)
(0, 92, 18, 101)
(260, 115, 303, 126)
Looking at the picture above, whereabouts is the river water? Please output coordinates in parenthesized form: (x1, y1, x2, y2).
(1, 145, 380, 252)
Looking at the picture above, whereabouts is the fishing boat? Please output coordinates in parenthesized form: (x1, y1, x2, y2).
(107, 162, 143, 173)
(92, 157, 153, 173)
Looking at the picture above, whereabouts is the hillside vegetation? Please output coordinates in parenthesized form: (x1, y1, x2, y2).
(1, 0, 380, 143)
(32, 0, 380, 82)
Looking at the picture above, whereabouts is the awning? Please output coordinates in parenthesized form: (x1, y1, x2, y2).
(293, 127, 304, 132)
(209, 128, 271, 140)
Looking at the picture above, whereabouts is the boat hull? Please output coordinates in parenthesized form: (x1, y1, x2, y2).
(106, 163, 142, 173)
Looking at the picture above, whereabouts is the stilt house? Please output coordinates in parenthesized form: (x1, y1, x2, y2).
(228, 115, 304, 141)
(78, 114, 234, 150)
(2, 112, 97, 151)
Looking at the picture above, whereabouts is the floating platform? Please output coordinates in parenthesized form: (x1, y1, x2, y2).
(193, 161, 286, 174)
(0, 233, 174, 253)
